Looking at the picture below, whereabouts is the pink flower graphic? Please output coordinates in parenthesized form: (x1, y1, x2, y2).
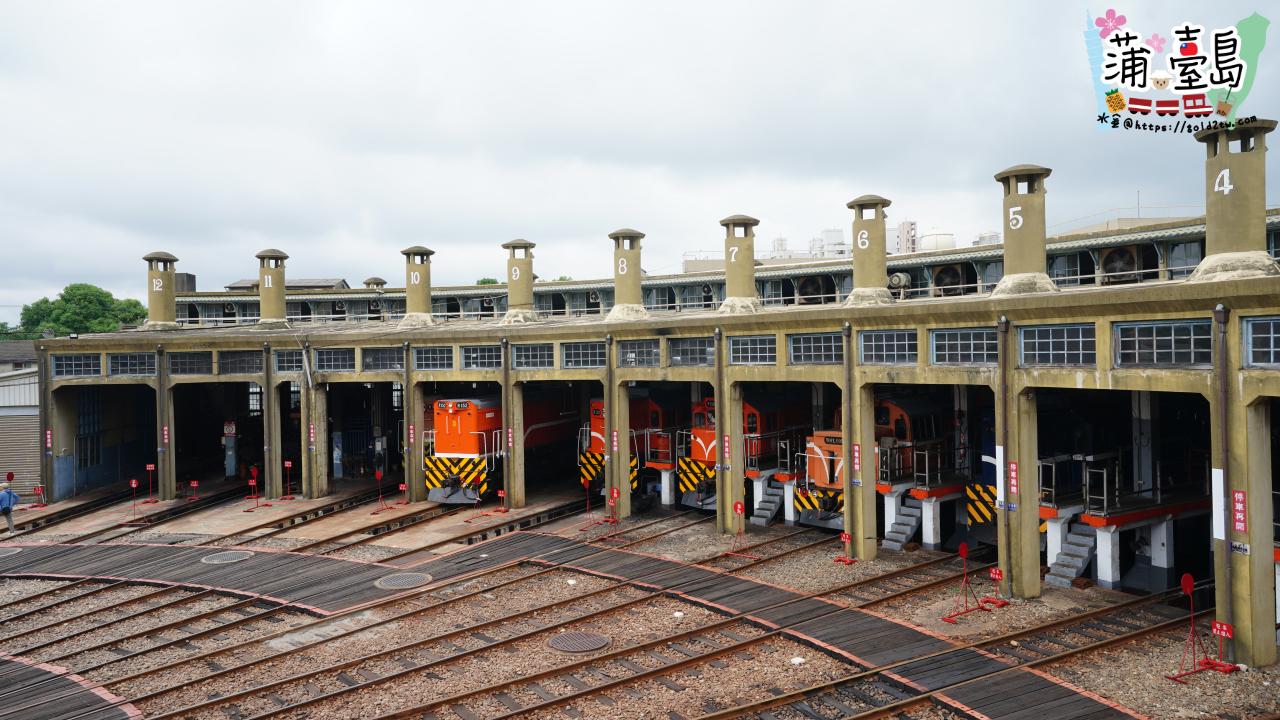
(1095, 8, 1127, 39)
(1145, 32, 1166, 53)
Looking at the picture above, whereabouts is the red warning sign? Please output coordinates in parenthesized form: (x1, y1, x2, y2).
(852, 443, 861, 472)
(723, 434, 730, 461)
(250, 465, 259, 480)
(248, 478, 257, 487)
(189, 480, 199, 488)
(611, 430, 618, 453)
(309, 423, 315, 444)
(497, 489, 506, 499)
(45, 429, 52, 449)
(162, 425, 170, 444)
(1231, 490, 1247, 533)
(989, 567, 1004, 581)
(1212, 620, 1234, 639)
(284, 460, 292, 469)
(130, 479, 138, 489)
(145, 463, 156, 471)
(610, 487, 620, 500)
(1008, 461, 1019, 495)
(840, 532, 852, 543)
(507, 427, 514, 448)
(408, 423, 415, 444)
(607, 496, 616, 507)
(399, 483, 407, 492)
(733, 500, 745, 515)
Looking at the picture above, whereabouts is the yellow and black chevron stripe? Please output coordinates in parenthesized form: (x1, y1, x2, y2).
(966, 482, 996, 525)
(795, 487, 843, 513)
(677, 456, 715, 494)
(578, 451, 605, 488)
(965, 482, 1047, 531)
(629, 455, 639, 491)
(424, 456, 489, 496)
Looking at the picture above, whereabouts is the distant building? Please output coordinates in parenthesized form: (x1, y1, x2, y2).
(0, 368, 39, 496)
(896, 221, 918, 254)
(975, 231, 1002, 246)
(0, 342, 36, 373)
(917, 231, 956, 252)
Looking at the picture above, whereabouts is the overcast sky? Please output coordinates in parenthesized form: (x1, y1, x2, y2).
(0, 1, 1276, 325)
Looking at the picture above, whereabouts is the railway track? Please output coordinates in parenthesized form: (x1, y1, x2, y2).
(127, 533, 979, 720)
(8, 490, 135, 538)
(377, 498, 588, 567)
(55, 486, 249, 545)
(697, 581, 1210, 720)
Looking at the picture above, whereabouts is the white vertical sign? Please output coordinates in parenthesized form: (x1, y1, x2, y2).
(995, 445, 1006, 507)
(1210, 468, 1225, 540)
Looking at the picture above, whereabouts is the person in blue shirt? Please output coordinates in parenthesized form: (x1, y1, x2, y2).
(0, 482, 20, 536)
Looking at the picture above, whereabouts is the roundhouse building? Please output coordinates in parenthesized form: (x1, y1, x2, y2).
(36, 122, 1280, 667)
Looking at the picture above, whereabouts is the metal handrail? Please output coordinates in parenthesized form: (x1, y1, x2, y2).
(910, 440, 970, 488)
(1037, 453, 1078, 506)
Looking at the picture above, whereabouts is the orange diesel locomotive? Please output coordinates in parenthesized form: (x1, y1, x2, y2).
(579, 393, 689, 494)
(677, 395, 806, 509)
(424, 396, 577, 503)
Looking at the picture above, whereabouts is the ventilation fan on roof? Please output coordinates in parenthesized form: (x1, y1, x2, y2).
(700, 283, 714, 296)
(369, 299, 381, 310)
(482, 297, 494, 307)
(223, 303, 236, 313)
(931, 264, 966, 296)
(334, 301, 346, 312)
(887, 272, 912, 289)
(796, 276, 825, 303)
(587, 290, 600, 304)
(1099, 246, 1139, 284)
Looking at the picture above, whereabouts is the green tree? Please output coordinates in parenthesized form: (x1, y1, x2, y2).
(554, 275, 573, 281)
(475, 277, 499, 285)
(19, 284, 146, 336)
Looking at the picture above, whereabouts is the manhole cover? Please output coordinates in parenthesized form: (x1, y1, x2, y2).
(375, 572, 433, 590)
(548, 631, 611, 653)
(200, 550, 255, 565)
(0, 547, 22, 558)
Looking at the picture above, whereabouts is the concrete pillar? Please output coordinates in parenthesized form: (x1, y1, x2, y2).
(718, 215, 762, 315)
(400, 246, 435, 328)
(991, 165, 1058, 296)
(783, 482, 797, 523)
(143, 252, 180, 330)
(155, 348, 176, 500)
(1008, 388, 1043, 598)
(659, 469, 675, 506)
(607, 229, 647, 321)
(300, 374, 314, 498)
(921, 497, 942, 549)
(726, 382, 746, 534)
(507, 381, 526, 508)
(309, 384, 330, 497)
(501, 240, 538, 324)
(612, 378, 633, 519)
(1150, 518, 1175, 587)
(1045, 517, 1071, 566)
(256, 249, 288, 327)
(1095, 525, 1121, 589)
(405, 381, 426, 503)
(264, 383, 282, 500)
(1190, 119, 1277, 280)
(851, 382, 878, 560)
(1132, 391, 1154, 491)
(844, 195, 893, 306)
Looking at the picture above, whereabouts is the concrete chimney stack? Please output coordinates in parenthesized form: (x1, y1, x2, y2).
(718, 214, 761, 314)
(142, 251, 180, 329)
(399, 245, 435, 327)
(255, 249, 289, 327)
(844, 195, 894, 306)
(1189, 119, 1278, 280)
(990, 165, 1058, 296)
(501, 239, 538, 324)
(606, 228, 647, 321)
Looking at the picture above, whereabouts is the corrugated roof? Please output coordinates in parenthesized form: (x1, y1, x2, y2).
(0, 341, 36, 363)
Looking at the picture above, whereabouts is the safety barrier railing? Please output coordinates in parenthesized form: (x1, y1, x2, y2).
(911, 440, 972, 489)
(1038, 453, 1080, 507)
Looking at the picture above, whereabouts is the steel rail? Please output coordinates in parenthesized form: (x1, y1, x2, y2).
(696, 581, 1212, 719)
(375, 498, 589, 566)
(286, 549, 983, 720)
